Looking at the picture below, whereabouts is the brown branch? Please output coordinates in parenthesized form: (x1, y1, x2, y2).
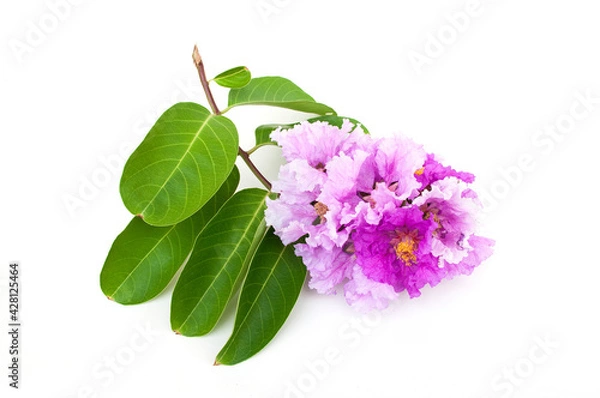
(238, 148, 272, 191)
(192, 45, 220, 115)
(192, 46, 272, 191)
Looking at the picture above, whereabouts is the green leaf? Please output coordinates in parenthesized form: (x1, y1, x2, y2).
(101, 167, 240, 304)
(254, 124, 280, 147)
(213, 66, 251, 89)
(170, 188, 269, 336)
(253, 115, 369, 149)
(226, 76, 336, 115)
(120, 102, 239, 226)
(215, 228, 307, 365)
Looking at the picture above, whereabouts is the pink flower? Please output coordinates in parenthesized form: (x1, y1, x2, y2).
(266, 120, 494, 311)
(352, 206, 440, 298)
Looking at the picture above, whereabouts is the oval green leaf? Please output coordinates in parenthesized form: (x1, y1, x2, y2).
(100, 167, 240, 305)
(213, 66, 251, 89)
(170, 188, 269, 336)
(226, 76, 336, 115)
(215, 228, 307, 365)
(120, 102, 239, 226)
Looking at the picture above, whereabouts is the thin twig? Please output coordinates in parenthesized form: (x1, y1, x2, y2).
(192, 46, 272, 191)
(192, 45, 220, 115)
(238, 148, 272, 191)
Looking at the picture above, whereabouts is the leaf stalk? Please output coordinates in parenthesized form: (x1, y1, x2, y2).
(193, 45, 272, 191)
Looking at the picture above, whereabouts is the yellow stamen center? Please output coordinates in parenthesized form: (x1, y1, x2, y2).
(414, 167, 425, 176)
(391, 230, 420, 266)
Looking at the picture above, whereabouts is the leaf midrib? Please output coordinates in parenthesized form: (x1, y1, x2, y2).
(219, 245, 287, 360)
(107, 223, 178, 299)
(139, 114, 214, 217)
(216, 67, 249, 84)
(176, 193, 267, 333)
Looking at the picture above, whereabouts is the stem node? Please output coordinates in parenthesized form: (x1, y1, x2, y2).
(192, 46, 272, 191)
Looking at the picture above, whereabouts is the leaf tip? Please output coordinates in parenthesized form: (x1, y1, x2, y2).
(174, 330, 181, 335)
(136, 213, 144, 220)
(106, 295, 114, 301)
(213, 359, 222, 366)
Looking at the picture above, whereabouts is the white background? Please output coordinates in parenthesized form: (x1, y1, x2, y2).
(1, 1, 599, 397)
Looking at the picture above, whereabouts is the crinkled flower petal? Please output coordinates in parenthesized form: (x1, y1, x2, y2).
(443, 235, 495, 278)
(344, 264, 399, 312)
(271, 159, 326, 204)
(265, 120, 494, 312)
(295, 244, 353, 295)
(353, 206, 439, 295)
(265, 199, 315, 245)
(416, 153, 475, 189)
(271, 120, 366, 166)
(413, 177, 481, 264)
(373, 135, 426, 199)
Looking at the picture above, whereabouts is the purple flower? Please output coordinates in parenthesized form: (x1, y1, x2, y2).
(412, 178, 481, 264)
(271, 120, 367, 166)
(373, 135, 426, 200)
(415, 154, 475, 189)
(265, 120, 494, 311)
(352, 206, 441, 299)
(443, 235, 495, 278)
(344, 264, 399, 311)
(295, 244, 353, 295)
(268, 120, 370, 248)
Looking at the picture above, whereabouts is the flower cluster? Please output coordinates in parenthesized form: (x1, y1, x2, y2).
(265, 120, 494, 312)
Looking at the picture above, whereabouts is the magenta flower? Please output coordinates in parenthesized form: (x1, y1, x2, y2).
(352, 206, 440, 298)
(416, 153, 475, 189)
(266, 120, 494, 311)
(412, 178, 481, 264)
(373, 135, 426, 200)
